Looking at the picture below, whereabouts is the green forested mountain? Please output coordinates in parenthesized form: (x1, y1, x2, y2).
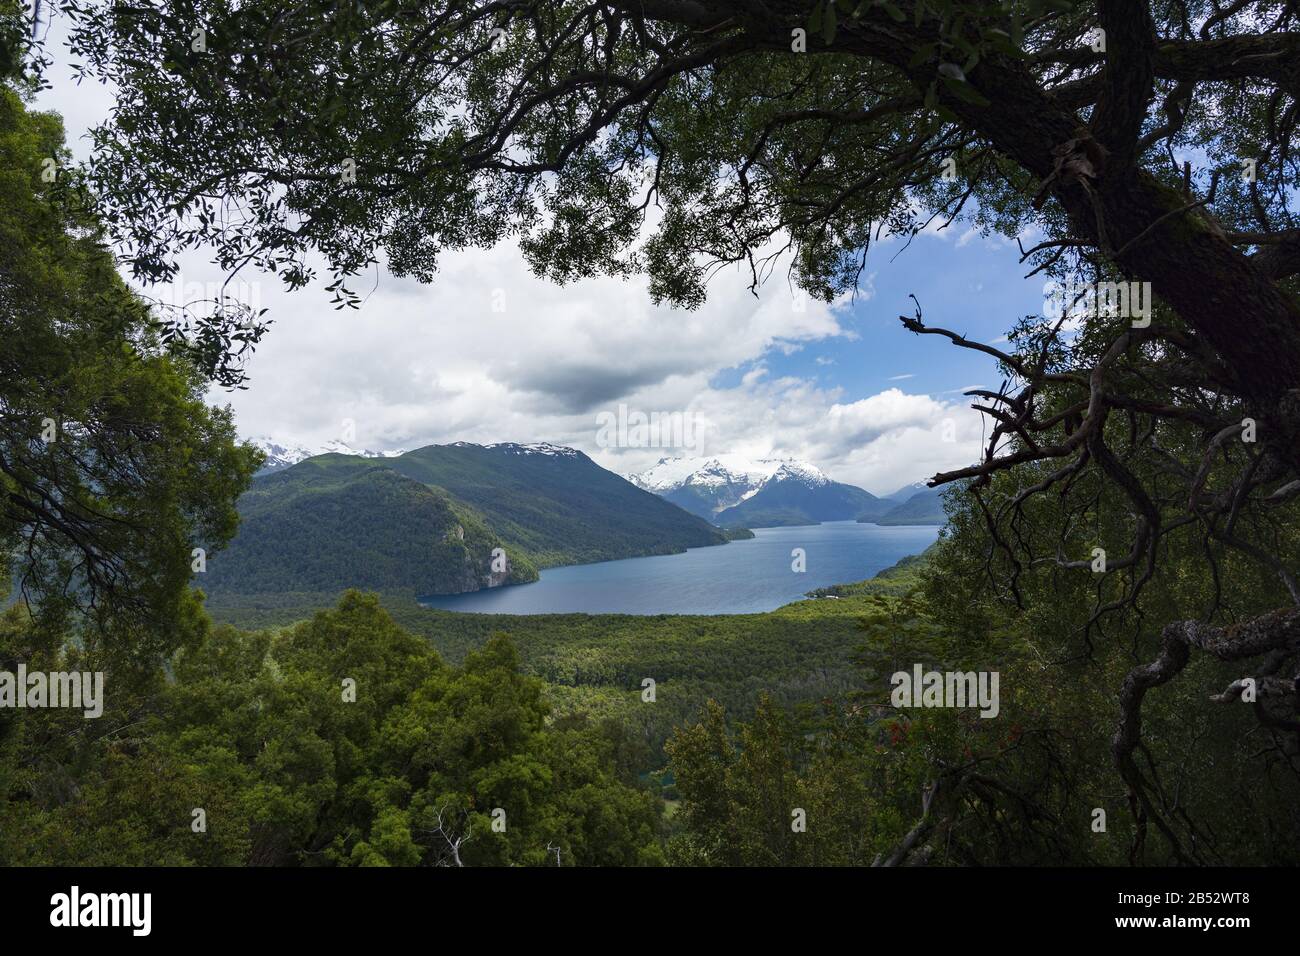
(867, 488, 947, 526)
(201, 466, 537, 596)
(203, 442, 729, 597)
(382, 443, 728, 566)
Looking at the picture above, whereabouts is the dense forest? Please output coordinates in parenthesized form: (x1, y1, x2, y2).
(4, 0, 1300, 869)
(201, 465, 539, 595)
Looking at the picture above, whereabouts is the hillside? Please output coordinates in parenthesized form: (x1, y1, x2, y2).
(201, 467, 538, 595)
(868, 487, 947, 526)
(204, 551, 933, 761)
(381, 442, 729, 566)
(205, 441, 730, 597)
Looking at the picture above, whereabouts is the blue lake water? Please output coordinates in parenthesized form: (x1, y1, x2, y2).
(420, 521, 941, 615)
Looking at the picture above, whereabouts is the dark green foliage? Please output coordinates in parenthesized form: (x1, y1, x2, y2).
(200, 466, 537, 596)
(666, 466, 1300, 866)
(0, 593, 663, 866)
(205, 558, 932, 766)
(0, 84, 255, 664)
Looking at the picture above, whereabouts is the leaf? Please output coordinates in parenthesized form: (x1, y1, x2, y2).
(942, 76, 990, 107)
(807, 3, 823, 36)
(824, 1, 838, 44)
(908, 43, 937, 68)
(879, 1, 906, 23)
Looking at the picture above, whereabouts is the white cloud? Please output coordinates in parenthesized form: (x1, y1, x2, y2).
(33, 20, 983, 499)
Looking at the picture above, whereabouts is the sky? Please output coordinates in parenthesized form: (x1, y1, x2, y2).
(32, 18, 1051, 496)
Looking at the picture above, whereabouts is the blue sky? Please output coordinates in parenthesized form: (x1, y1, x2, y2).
(726, 226, 1046, 402)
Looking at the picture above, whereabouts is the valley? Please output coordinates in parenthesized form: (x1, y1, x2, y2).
(204, 548, 934, 764)
(418, 521, 939, 614)
(203, 442, 947, 603)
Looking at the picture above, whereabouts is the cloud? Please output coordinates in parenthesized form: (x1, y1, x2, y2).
(33, 25, 985, 498)
(585, 379, 983, 495)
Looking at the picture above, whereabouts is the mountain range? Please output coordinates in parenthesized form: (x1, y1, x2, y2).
(205, 441, 732, 599)
(628, 456, 945, 527)
(250, 437, 407, 474)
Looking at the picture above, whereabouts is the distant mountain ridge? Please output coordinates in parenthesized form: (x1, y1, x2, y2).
(629, 454, 941, 528)
(251, 436, 407, 473)
(715, 464, 890, 528)
(868, 486, 947, 526)
(885, 481, 931, 503)
(211, 441, 731, 598)
(627, 454, 812, 519)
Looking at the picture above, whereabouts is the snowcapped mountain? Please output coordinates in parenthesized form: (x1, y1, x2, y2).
(715, 463, 889, 528)
(626, 454, 881, 526)
(627, 455, 818, 519)
(317, 438, 407, 459)
(480, 441, 582, 458)
(248, 436, 407, 474)
(248, 438, 314, 472)
(249, 437, 586, 475)
(767, 460, 831, 488)
(627, 453, 943, 528)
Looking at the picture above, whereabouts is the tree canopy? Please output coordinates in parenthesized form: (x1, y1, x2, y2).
(0, 69, 256, 662)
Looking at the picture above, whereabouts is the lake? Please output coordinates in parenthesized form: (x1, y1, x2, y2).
(420, 521, 941, 615)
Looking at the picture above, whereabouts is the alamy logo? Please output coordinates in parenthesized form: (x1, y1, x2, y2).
(1043, 278, 1153, 327)
(890, 664, 1000, 718)
(595, 403, 702, 450)
(0, 666, 104, 718)
(50, 886, 151, 936)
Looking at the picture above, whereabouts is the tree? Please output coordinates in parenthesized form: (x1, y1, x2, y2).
(35, 1, 1300, 860)
(0, 65, 257, 662)
(2, 592, 665, 866)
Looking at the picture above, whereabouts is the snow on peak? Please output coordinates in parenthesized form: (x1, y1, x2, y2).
(769, 460, 830, 487)
(317, 438, 406, 459)
(248, 437, 313, 470)
(249, 436, 406, 472)
(628, 454, 827, 493)
(628, 455, 773, 492)
(250, 437, 585, 474)
(485, 441, 581, 457)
